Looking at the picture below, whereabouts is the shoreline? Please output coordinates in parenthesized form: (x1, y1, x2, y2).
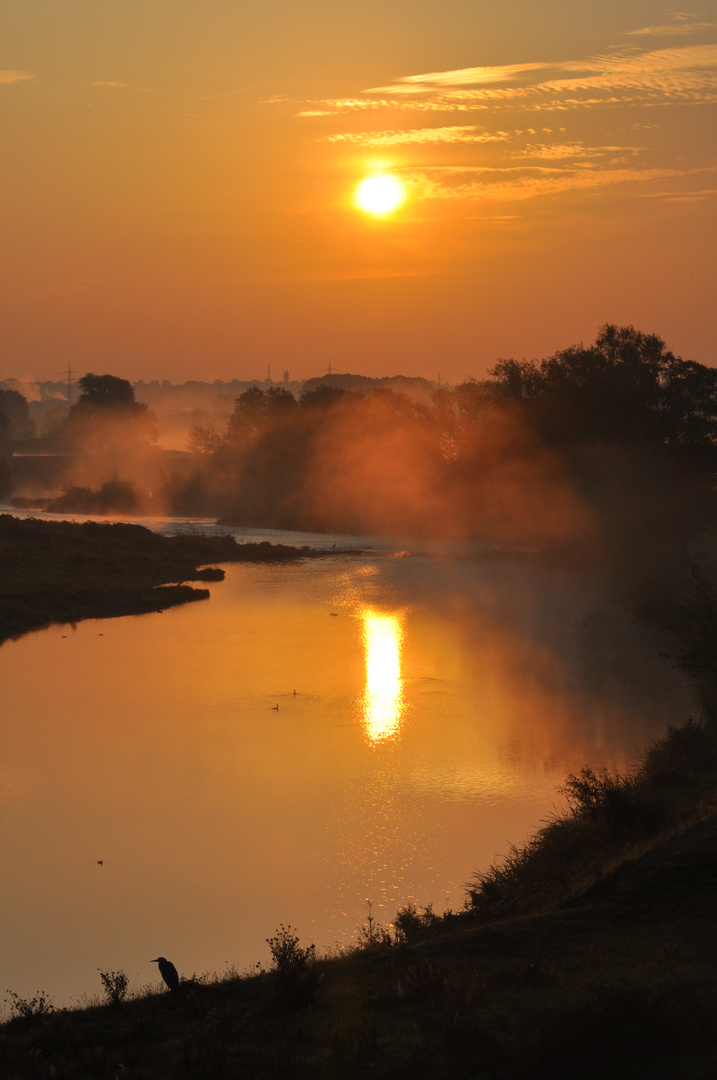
(0, 514, 347, 645)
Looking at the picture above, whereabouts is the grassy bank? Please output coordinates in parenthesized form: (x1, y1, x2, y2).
(2, 716, 717, 1079)
(0, 514, 333, 644)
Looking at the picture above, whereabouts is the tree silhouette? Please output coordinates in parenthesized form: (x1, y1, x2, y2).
(0, 389, 34, 439)
(488, 324, 717, 458)
(65, 373, 157, 444)
(226, 386, 297, 449)
(75, 374, 137, 409)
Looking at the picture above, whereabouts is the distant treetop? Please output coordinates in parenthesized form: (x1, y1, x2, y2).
(76, 374, 138, 409)
(64, 372, 158, 444)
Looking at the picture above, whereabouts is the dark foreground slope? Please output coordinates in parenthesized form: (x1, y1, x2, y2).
(1, 818, 716, 1080)
(3, 718, 717, 1080)
(0, 514, 329, 643)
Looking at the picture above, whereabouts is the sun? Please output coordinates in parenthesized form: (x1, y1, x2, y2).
(355, 174, 405, 216)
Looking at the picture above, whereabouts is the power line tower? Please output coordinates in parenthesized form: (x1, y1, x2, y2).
(66, 364, 75, 406)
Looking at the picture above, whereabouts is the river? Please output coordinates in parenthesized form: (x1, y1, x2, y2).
(0, 519, 695, 1008)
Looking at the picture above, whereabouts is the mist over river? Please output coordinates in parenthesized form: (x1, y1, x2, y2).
(0, 519, 696, 1007)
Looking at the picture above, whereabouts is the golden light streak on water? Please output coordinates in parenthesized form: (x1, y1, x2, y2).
(360, 609, 405, 744)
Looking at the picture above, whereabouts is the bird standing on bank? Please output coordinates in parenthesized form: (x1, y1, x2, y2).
(152, 956, 180, 991)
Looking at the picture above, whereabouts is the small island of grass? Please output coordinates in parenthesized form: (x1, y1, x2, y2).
(0, 514, 339, 644)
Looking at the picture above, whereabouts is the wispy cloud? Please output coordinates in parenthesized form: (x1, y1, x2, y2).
(370, 61, 556, 91)
(93, 81, 128, 87)
(640, 186, 717, 200)
(296, 43, 717, 116)
(511, 142, 643, 161)
(295, 98, 383, 116)
(365, 45, 717, 104)
(407, 164, 709, 203)
(626, 12, 717, 36)
(627, 22, 717, 35)
(0, 70, 37, 85)
(365, 60, 587, 94)
(475, 214, 520, 223)
(319, 125, 511, 146)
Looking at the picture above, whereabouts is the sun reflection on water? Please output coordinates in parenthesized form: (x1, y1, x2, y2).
(360, 609, 405, 744)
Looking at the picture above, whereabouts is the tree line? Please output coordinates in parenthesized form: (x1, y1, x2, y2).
(175, 325, 717, 558)
(9, 328, 717, 583)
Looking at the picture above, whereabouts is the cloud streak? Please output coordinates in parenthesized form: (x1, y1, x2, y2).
(407, 164, 709, 203)
(626, 13, 717, 36)
(510, 142, 643, 161)
(363, 45, 717, 106)
(319, 125, 511, 146)
(0, 70, 37, 85)
(295, 43, 717, 115)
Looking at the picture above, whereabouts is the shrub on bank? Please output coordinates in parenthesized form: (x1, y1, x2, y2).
(466, 716, 717, 921)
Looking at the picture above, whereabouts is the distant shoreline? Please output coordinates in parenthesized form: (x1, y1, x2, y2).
(0, 514, 349, 645)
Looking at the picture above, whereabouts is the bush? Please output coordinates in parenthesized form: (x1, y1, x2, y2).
(559, 767, 655, 835)
(5, 989, 55, 1023)
(672, 567, 717, 680)
(48, 478, 143, 515)
(98, 968, 129, 1006)
(355, 901, 393, 950)
(266, 925, 320, 1008)
(394, 903, 440, 944)
(467, 716, 717, 922)
(266, 925, 316, 973)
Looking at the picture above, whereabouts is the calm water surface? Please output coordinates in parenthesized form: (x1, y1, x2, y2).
(0, 523, 695, 1006)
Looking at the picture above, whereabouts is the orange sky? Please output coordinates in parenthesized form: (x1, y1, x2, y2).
(2, 1, 716, 383)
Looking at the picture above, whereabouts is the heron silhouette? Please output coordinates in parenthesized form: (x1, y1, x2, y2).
(152, 956, 180, 991)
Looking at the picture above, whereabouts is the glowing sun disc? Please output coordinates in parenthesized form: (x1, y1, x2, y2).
(355, 174, 405, 216)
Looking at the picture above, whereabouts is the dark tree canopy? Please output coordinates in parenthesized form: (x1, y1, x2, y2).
(65, 372, 157, 444)
(299, 384, 352, 409)
(0, 389, 34, 438)
(225, 385, 298, 448)
(487, 324, 717, 457)
(0, 389, 30, 423)
(75, 374, 138, 410)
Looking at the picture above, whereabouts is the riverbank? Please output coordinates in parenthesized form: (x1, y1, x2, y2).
(0, 514, 334, 644)
(2, 715, 717, 1078)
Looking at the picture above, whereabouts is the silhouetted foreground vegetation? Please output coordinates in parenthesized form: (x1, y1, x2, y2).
(467, 716, 717, 921)
(3, 713, 717, 1079)
(0, 515, 331, 643)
